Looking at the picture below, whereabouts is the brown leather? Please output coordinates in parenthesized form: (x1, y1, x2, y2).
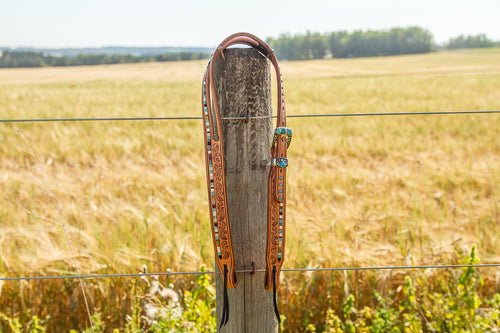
(202, 32, 290, 293)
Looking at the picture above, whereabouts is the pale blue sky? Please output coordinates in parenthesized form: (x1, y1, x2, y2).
(1, 0, 499, 48)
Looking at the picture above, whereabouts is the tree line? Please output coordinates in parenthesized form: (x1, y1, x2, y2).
(446, 33, 497, 49)
(267, 27, 499, 60)
(0, 51, 210, 68)
(2, 27, 499, 68)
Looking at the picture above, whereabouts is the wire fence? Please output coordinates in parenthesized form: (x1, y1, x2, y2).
(2, 264, 500, 282)
(1, 109, 499, 123)
(1, 107, 500, 282)
(2, 107, 500, 331)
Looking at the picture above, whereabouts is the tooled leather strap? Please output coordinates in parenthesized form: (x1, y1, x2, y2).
(202, 32, 291, 326)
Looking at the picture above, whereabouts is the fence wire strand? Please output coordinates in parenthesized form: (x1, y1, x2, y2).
(1, 110, 499, 123)
(2, 264, 500, 282)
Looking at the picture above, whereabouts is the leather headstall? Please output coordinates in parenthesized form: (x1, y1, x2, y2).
(202, 32, 291, 328)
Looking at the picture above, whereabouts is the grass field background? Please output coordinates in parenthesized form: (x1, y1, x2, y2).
(1, 48, 500, 331)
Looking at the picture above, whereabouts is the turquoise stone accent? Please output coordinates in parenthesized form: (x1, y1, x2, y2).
(279, 196, 283, 200)
(278, 189, 283, 194)
(279, 219, 283, 224)
(276, 128, 282, 135)
(279, 160, 286, 168)
(279, 176, 283, 180)
(287, 129, 292, 136)
(279, 182, 283, 186)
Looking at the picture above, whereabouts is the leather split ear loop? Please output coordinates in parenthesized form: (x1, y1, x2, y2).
(202, 32, 291, 328)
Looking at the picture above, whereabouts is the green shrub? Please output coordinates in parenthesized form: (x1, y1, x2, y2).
(323, 246, 500, 332)
(2, 249, 500, 332)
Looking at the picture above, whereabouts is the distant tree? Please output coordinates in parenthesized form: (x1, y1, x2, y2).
(0, 49, 209, 68)
(446, 34, 494, 49)
(310, 33, 327, 59)
(271, 26, 434, 60)
(327, 31, 349, 58)
(0, 51, 47, 67)
(268, 33, 305, 60)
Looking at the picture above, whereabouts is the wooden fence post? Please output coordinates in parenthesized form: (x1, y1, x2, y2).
(213, 48, 278, 332)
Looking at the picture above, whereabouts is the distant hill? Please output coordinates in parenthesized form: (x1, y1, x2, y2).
(0, 46, 214, 57)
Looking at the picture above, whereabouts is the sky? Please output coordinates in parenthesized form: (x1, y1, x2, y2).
(1, 0, 499, 48)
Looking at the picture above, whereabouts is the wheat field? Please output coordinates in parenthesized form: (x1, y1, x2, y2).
(1, 48, 500, 330)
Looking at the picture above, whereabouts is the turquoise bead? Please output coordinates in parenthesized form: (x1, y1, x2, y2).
(276, 128, 282, 135)
(287, 129, 292, 136)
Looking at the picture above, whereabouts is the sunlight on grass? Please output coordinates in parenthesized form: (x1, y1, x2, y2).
(1, 48, 500, 330)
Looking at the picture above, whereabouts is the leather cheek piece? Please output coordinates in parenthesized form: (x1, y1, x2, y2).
(202, 32, 290, 326)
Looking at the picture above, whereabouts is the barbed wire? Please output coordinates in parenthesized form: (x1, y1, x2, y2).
(1, 110, 499, 123)
(2, 264, 500, 282)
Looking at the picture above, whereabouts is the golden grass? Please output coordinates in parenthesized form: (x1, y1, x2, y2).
(1, 48, 500, 329)
(0, 61, 208, 85)
(282, 48, 500, 79)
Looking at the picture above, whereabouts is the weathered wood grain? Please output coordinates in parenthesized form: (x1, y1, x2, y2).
(214, 48, 278, 332)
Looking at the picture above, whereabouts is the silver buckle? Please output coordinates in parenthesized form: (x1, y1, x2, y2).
(271, 157, 288, 168)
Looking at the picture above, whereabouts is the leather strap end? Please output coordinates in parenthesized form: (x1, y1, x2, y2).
(264, 261, 283, 290)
